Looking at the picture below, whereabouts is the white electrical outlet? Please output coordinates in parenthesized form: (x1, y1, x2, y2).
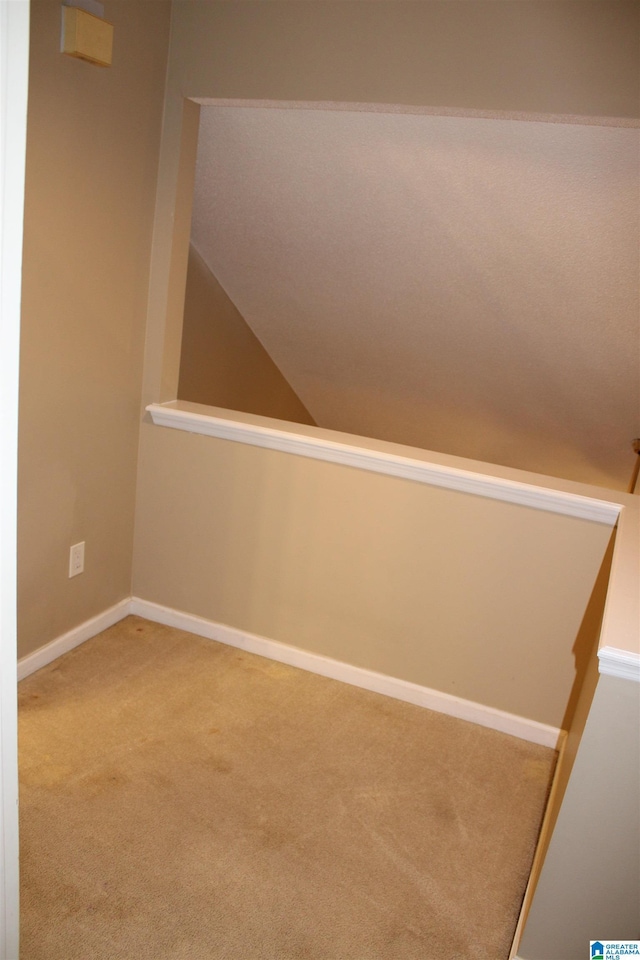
(69, 541, 85, 578)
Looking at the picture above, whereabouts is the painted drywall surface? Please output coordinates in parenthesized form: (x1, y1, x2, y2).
(191, 106, 639, 490)
(555, 535, 615, 799)
(518, 675, 640, 957)
(159, 3, 640, 492)
(18, 0, 171, 658)
(144, 0, 640, 413)
(128, 3, 637, 946)
(178, 244, 315, 425)
(158, 97, 201, 408)
(169, 2, 639, 119)
(516, 534, 614, 925)
(133, 423, 612, 728)
(136, 0, 625, 727)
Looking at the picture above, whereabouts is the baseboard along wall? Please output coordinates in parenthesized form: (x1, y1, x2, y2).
(17, 596, 563, 749)
(17, 599, 131, 682)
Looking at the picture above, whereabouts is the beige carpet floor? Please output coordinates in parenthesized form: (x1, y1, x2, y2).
(19, 616, 555, 960)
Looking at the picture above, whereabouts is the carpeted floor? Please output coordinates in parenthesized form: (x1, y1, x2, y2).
(18, 616, 555, 960)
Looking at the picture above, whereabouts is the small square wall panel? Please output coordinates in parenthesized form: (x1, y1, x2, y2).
(61, 5, 113, 67)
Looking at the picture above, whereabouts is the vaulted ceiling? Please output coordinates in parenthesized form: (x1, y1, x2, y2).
(190, 104, 639, 491)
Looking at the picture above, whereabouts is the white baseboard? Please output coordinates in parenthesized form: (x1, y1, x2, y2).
(17, 595, 562, 749)
(130, 597, 562, 749)
(17, 598, 131, 681)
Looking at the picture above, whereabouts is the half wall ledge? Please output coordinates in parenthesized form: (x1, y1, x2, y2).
(145, 399, 639, 681)
(146, 400, 621, 523)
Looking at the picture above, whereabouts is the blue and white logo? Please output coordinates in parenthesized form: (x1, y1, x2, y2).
(591, 943, 640, 959)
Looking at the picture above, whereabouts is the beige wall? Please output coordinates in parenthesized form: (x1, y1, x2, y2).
(143, 1, 640, 410)
(188, 106, 638, 490)
(134, 2, 624, 723)
(18, 0, 171, 657)
(134, 0, 624, 728)
(131, 6, 638, 947)
(549, 534, 616, 806)
(133, 426, 612, 728)
(518, 674, 640, 958)
(16, 0, 635, 943)
(171, 1, 639, 118)
(178, 244, 315, 425)
(510, 533, 615, 941)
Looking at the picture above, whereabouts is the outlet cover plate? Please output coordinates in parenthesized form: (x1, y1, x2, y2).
(69, 542, 85, 578)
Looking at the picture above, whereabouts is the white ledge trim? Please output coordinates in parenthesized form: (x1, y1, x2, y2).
(598, 646, 640, 683)
(195, 98, 640, 129)
(146, 402, 620, 525)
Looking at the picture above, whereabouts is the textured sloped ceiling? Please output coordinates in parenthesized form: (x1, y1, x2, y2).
(190, 105, 639, 490)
